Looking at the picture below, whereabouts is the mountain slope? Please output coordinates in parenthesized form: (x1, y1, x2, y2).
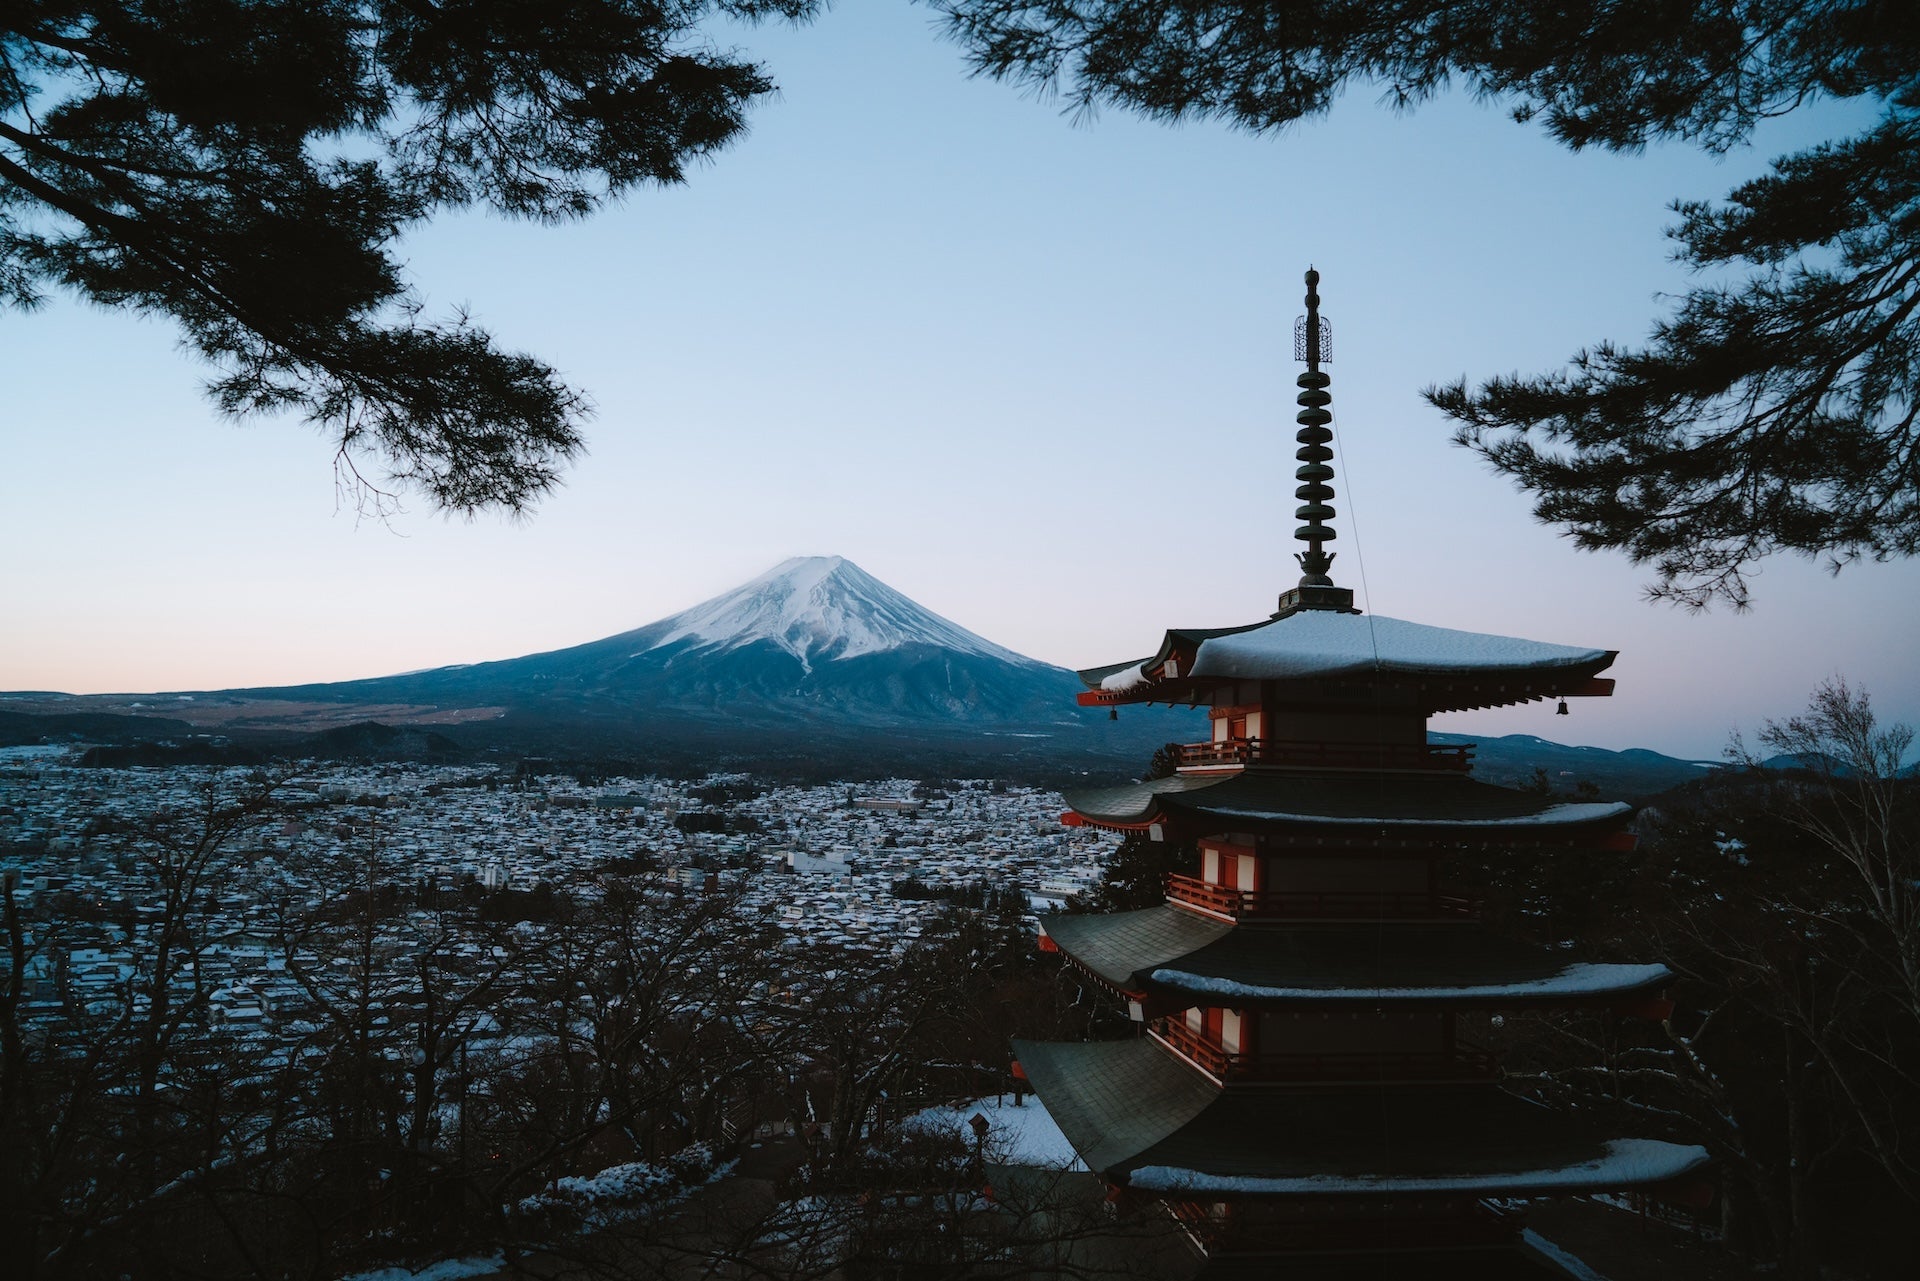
(232, 556, 1107, 733)
(636, 555, 1034, 672)
(3, 559, 1731, 788)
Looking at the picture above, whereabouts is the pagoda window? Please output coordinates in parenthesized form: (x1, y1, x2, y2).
(1207, 706, 1261, 744)
(1199, 840, 1260, 889)
(1221, 1008, 1250, 1056)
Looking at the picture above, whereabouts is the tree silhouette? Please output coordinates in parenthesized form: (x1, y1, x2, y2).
(937, 0, 1920, 605)
(1, 1, 817, 512)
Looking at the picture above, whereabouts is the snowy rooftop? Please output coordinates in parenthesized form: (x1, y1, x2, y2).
(1013, 1038, 1711, 1195)
(1193, 611, 1612, 682)
(1043, 906, 1670, 1005)
(1127, 1137, 1709, 1196)
(1148, 961, 1673, 1005)
(908, 1094, 1086, 1170)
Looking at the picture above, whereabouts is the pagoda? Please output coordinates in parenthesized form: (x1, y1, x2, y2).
(1015, 271, 1709, 1275)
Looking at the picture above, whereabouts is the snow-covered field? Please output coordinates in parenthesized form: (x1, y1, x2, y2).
(908, 1094, 1087, 1170)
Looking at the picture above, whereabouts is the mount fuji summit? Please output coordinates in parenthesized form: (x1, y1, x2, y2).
(634, 556, 1037, 677)
(226, 557, 1131, 743)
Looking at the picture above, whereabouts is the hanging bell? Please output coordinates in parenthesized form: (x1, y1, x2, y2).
(1109, 707, 1119, 722)
(1555, 699, 1569, 716)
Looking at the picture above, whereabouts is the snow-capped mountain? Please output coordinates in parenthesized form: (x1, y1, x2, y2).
(222, 557, 1137, 742)
(638, 556, 1038, 673)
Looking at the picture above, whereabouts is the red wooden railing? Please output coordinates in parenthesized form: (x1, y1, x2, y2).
(1153, 1020, 1499, 1084)
(1173, 739, 1475, 771)
(1164, 873, 1480, 922)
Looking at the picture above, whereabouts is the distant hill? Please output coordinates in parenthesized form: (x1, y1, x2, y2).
(4, 559, 1188, 776)
(1430, 732, 1721, 800)
(1, 558, 1725, 792)
(0, 707, 196, 747)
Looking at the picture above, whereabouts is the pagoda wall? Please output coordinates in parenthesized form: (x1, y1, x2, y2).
(1258, 1011, 1447, 1055)
(1258, 852, 1429, 895)
(1256, 705, 1426, 746)
(1252, 681, 1427, 746)
(1154, 1008, 1498, 1084)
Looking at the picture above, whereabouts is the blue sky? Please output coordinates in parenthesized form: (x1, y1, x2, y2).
(3, 0, 1916, 760)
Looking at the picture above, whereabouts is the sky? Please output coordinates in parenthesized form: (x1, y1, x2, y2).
(4, 1, 1917, 762)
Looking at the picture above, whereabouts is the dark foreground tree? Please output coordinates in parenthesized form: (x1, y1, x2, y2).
(937, 0, 1920, 606)
(1, 1, 815, 512)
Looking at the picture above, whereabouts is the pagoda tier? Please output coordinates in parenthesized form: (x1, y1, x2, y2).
(1015, 271, 1704, 1267)
(1041, 906, 1670, 1011)
(1078, 610, 1617, 714)
(1013, 1038, 1710, 1199)
(1060, 770, 1633, 846)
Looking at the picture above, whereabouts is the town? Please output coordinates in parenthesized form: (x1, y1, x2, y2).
(1, 746, 1118, 1039)
(0, 742, 1144, 1277)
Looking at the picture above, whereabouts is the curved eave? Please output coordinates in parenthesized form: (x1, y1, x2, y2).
(1079, 670, 1617, 713)
(1012, 1039, 1711, 1199)
(1078, 613, 1620, 711)
(1143, 961, 1674, 1010)
(1062, 774, 1635, 847)
(1041, 905, 1232, 992)
(1124, 1140, 1713, 1198)
(1042, 907, 1671, 1010)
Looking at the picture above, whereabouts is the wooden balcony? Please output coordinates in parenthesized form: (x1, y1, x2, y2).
(1165, 873, 1480, 922)
(1173, 739, 1474, 772)
(1153, 1020, 1499, 1085)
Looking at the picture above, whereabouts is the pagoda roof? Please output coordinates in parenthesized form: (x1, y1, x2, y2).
(1082, 611, 1616, 713)
(1011, 1038, 1709, 1197)
(1041, 906, 1670, 1007)
(1062, 771, 1631, 841)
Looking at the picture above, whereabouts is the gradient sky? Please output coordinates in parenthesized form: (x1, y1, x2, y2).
(4, 1, 1916, 761)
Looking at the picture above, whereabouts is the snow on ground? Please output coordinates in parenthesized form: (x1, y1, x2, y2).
(0, 743, 73, 761)
(908, 1094, 1087, 1170)
(337, 1254, 503, 1281)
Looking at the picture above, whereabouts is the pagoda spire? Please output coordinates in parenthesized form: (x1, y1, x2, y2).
(1293, 268, 1337, 587)
(1278, 268, 1355, 616)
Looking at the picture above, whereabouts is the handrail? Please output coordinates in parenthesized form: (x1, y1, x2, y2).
(1167, 1199, 1519, 1252)
(1173, 739, 1475, 771)
(1165, 873, 1480, 922)
(1153, 1020, 1499, 1083)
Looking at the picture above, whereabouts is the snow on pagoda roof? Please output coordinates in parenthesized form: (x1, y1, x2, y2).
(1188, 611, 1612, 683)
(1063, 771, 1630, 836)
(1011, 1038, 1711, 1195)
(1127, 1138, 1710, 1197)
(1077, 611, 1618, 712)
(1148, 961, 1672, 1006)
(1042, 906, 1670, 1006)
